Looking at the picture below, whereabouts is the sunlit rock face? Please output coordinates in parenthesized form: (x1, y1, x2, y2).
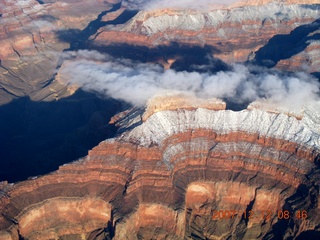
(1, 0, 320, 239)
(92, 1, 320, 72)
(0, 0, 121, 105)
(0, 0, 319, 105)
(1, 94, 319, 239)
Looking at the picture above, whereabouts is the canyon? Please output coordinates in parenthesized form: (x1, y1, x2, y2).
(0, 94, 320, 239)
(1, 0, 319, 106)
(0, 0, 320, 239)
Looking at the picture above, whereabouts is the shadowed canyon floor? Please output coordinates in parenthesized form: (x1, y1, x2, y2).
(0, 90, 122, 182)
(0, 0, 320, 239)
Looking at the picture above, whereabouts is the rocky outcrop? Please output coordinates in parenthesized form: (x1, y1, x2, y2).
(0, 95, 319, 239)
(0, 0, 121, 105)
(0, 0, 319, 103)
(91, 1, 320, 72)
(1, 0, 320, 239)
(142, 93, 226, 121)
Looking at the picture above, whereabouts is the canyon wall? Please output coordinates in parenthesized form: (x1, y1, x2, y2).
(1, 0, 319, 105)
(0, 0, 121, 105)
(0, 95, 319, 239)
(1, 0, 320, 239)
(92, 1, 320, 73)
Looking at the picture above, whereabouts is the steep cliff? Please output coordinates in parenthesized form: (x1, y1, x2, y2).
(1, 0, 319, 104)
(0, 0, 121, 105)
(92, 1, 320, 73)
(1, 94, 319, 239)
(1, 0, 320, 239)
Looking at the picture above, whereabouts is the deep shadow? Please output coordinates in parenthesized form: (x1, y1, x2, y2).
(54, 2, 138, 50)
(300, 4, 320, 10)
(38, 14, 58, 22)
(55, 28, 82, 43)
(224, 100, 248, 111)
(253, 18, 320, 68)
(311, 72, 320, 80)
(0, 90, 123, 183)
(169, 44, 228, 73)
(35, 0, 58, 4)
(296, 231, 320, 240)
(90, 42, 227, 73)
(263, 182, 320, 240)
(54, 1, 227, 73)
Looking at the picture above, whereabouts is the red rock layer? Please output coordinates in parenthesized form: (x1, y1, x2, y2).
(96, 18, 312, 55)
(276, 41, 320, 72)
(0, 0, 121, 104)
(142, 94, 226, 121)
(92, 6, 320, 71)
(0, 123, 319, 239)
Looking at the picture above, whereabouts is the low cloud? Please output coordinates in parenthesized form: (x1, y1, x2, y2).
(59, 50, 320, 109)
(123, 0, 239, 10)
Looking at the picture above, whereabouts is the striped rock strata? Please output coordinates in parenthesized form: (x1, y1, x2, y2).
(92, 1, 320, 72)
(0, 95, 319, 239)
(1, 0, 319, 105)
(0, 0, 120, 104)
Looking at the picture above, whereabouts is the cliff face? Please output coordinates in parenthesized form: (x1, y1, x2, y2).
(0, 0, 121, 105)
(1, 0, 319, 105)
(0, 0, 127, 184)
(1, 0, 320, 239)
(1, 95, 319, 239)
(92, 1, 320, 72)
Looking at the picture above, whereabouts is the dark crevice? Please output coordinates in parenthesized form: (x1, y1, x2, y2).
(253, 18, 320, 68)
(89, 42, 228, 74)
(54, 2, 138, 51)
(242, 198, 255, 226)
(0, 85, 22, 98)
(35, 0, 44, 4)
(18, 229, 25, 240)
(264, 181, 320, 239)
(224, 100, 248, 111)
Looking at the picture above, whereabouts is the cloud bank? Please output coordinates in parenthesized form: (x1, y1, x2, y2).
(60, 50, 320, 109)
(123, 0, 239, 10)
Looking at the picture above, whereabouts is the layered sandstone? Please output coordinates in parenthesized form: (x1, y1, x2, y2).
(142, 93, 226, 121)
(1, 0, 320, 239)
(92, 1, 320, 72)
(1, 0, 319, 105)
(234, 0, 320, 7)
(0, 95, 319, 239)
(0, 0, 121, 105)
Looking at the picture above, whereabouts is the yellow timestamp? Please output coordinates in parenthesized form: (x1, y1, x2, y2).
(212, 210, 308, 220)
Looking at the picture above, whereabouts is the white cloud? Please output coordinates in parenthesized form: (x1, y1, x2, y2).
(59, 51, 320, 109)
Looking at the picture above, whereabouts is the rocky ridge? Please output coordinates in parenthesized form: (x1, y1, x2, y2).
(0, 0, 121, 105)
(92, 1, 320, 72)
(0, 94, 319, 239)
(1, 0, 319, 105)
(1, 0, 320, 239)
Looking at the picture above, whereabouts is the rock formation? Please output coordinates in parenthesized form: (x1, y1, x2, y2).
(91, 1, 320, 73)
(1, 0, 320, 239)
(0, 94, 319, 239)
(0, 0, 121, 105)
(1, 0, 319, 105)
